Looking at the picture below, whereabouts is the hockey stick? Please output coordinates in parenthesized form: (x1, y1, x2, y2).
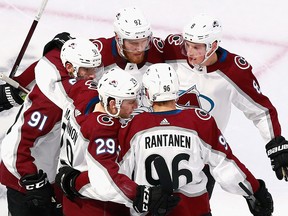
(9, 0, 49, 78)
(281, 167, 288, 181)
(0, 72, 30, 94)
(239, 182, 257, 205)
(239, 182, 273, 216)
(153, 156, 173, 193)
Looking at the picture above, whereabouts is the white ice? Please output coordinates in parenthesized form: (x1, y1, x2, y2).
(0, 0, 287, 215)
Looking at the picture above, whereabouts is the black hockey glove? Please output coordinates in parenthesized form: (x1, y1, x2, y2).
(43, 32, 74, 55)
(0, 83, 24, 111)
(20, 170, 55, 208)
(266, 135, 288, 181)
(55, 166, 82, 200)
(133, 185, 180, 216)
(245, 179, 273, 216)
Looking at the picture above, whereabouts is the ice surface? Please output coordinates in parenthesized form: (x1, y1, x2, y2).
(0, 0, 287, 215)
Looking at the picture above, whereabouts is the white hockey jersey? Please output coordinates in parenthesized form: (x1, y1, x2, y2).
(0, 48, 72, 193)
(118, 108, 261, 215)
(35, 36, 165, 114)
(164, 34, 281, 142)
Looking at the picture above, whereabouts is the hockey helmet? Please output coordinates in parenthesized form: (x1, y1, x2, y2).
(60, 38, 102, 78)
(97, 67, 140, 117)
(142, 63, 179, 105)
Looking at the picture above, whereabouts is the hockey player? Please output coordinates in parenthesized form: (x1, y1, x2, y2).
(1, 6, 164, 113)
(118, 63, 274, 216)
(32, 6, 164, 114)
(0, 37, 103, 216)
(0, 32, 73, 112)
(163, 14, 288, 192)
(94, 6, 164, 83)
(55, 68, 180, 216)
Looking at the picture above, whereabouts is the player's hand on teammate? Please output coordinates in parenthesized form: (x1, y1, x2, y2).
(266, 135, 288, 181)
(245, 179, 273, 216)
(43, 32, 74, 55)
(55, 165, 82, 200)
(133, 185, 180, 216)
(0, 83, 24, 111)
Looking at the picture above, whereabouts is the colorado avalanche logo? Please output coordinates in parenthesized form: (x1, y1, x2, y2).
(177, 85, 201, 109)
(68, 42, 76, 49)
(109, 80, 118, 87)
(85, 80, 97, 90)
(195, 108, 211, 121)
(167, 34, 184, 46)
(97, 114, 114, 126)
(234, 56, 250, 70)
(152, 37, 164, 53)
(91, 39, 103, 52)
(177, 85, 214, 113)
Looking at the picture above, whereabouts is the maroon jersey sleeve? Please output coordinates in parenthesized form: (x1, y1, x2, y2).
(81, 113, 138, 200)
(146, 36, 165, 63)
(212, 48, 281, 138)
(163, 34, 186, 61)
(44, 48, 70, 79)
(15, 86, 62, 177)
(187, 109, 260, 192)
(13, 61, 38, 89)
(91, 37, 117, 67)
(14, 48, 68, 89)
(69, 79, 99, 114)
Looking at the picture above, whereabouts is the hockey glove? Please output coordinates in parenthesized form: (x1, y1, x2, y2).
(55, 166, 82, 200)
(133, 185, 180, 216)
(43, 32, 74, 55)
(266, 135, 288, 181)
(0, 83, 24, 111)
(20, 170, 55, 208)
(245, 179, 273, 216)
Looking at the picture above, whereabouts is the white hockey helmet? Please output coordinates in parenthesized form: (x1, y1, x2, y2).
(142, 63, 179, 105)
(97, 68, 140, 117)
(182, 13, 222, 62)
(113, 7, 152, 53)
(60, 38, 102, 78)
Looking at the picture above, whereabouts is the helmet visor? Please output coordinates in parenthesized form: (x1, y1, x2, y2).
(77, 63, 104, 81)
(122, 37, 151, 53)
(181, 40, 207, 58)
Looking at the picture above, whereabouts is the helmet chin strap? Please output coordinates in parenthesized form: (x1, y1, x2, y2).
(115, 36, 128, 60)
(72, 66, 79, 78)
(104, 100, 121, 118)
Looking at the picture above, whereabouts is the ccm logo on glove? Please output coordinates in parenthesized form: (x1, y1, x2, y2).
(142, 186, 150, 211)
(25, 178, 48, 190)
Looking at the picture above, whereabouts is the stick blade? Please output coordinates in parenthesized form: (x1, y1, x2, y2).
(153, 156, 173, 193)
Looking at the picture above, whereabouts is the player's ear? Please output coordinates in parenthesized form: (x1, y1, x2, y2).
(108, 99, 117, 114)
(206, 41, 218, 57)
(65, 62, 75, 77)
(211, 41, 218, 51)
(114, 33, 121, 43)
